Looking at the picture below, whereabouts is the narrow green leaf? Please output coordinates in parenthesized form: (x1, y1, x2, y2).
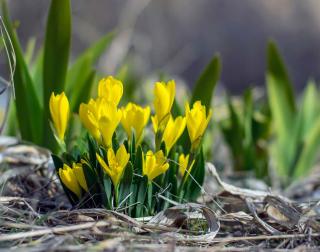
(42, 0, 71, 149)
(31, 48, 44, 104)
(1, 1, 43, 144)
(66, 33, 114, 112)
(267, 41, 295, 111)
(119, 162, 133, 205)
(135, 175, 148, 217)
(134, 146, 143, 174)
(103, 174, 113, 209)
(294, 117, 320, 178)
(267, 41, 296, 140)
(190, 54, 221, 108)
(66, 33, 114, 90)
(69, 69, 96, 113)
(184, 149, 205, 201)
(297, 80, 319, 140)
(24, 37, 36, 65)
(266, 41, 297, 177)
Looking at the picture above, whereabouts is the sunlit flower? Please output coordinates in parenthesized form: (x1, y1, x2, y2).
(185, 101, 212, 150)
(121, 103, 150, 142)
(79, 98, 103, 141)
(152, 80, 175, 132)
(72, 162, 88, 192)
(79, 98, 122, 146)
(49, 92, 69, 140)
(58, 164, 81, 198)
(162, 116, 186, 152)
(98, 76, 123, 106)
(98, 103, 122, 147)
(143, 150, 169, 181)
(96, 144, 130, 187)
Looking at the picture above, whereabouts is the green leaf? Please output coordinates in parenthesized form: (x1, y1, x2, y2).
(297, 80, 319, 140)
(1, 1, 43, 144)
(294, 117, 320, 179)
(190, 54, 221, 108)
(267, 41, 296, 140)
(42, 0, 71, 149)
(31, 48, 44, 104)
(70, 69, 96, 114)
(129, 183, 138, 217)
(134, 146, 143, 175)
(185, 149, 205, 201)
(87, 135, 98, 167)
(66, 33, 114, 111)
(24, 37, 36, 65)
(82, 162, 98, 193)
(242, 90, 255, 171)
(119, 162, 133, 205)
(135, 175, 148, 217)
(103, 174, 113, 209)
(130, 131, 136, 164)
(267, 41, 297, 177)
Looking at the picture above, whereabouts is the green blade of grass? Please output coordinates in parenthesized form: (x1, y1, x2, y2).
(1, 0, 43, 144)
(42, 0, 71, 149)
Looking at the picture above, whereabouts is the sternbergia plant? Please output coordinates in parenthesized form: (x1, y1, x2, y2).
(219, 90, 271, 179)
(50, 76, 212, 217)
(267, 41, 320, 185)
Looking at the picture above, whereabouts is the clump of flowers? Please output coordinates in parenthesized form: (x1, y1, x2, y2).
(50, 76, 212, 217)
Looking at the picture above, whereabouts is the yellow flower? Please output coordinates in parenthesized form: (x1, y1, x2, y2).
(58, 164, 81, 198)
(121, 103, 150, 142)
(98, 76, 123, 106)
(49, 92, 70, 140)
(162, 116, 186, 152)
(178, 154, 195, 177)
(79, 98, 102, 140)
(98, 103, 122, 147)
(143, 150, 169, 181)
(185, 101, 212, 150)
(72, 163, 88, 192)
(152, 80, 175, 132)
(96, 145, 130, 187)
(79, 98, 122, 146)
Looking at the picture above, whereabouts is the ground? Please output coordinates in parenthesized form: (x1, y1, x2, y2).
(0, 140, 320, 251)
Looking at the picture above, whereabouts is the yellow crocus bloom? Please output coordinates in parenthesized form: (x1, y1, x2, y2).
(121, 103, 150, 142)
(152, 80, 175, 132)
(49, 92, 70, 140)
(98, 102, 122, 147)
(58, 164, 81, 198)
(178, 153, 195, 177)
(79, 98, 102, 140)
(79, 98, 122, 146)
(143, 150, 169, 181)
(185, 101, 212, 150)
(98, 76, 123, 106)
(72, 163, 88, 192)
(162, 116, 186, 152)
(96, 145, 130, 187)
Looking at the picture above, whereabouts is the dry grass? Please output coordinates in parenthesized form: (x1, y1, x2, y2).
(1, 143, 320, 251)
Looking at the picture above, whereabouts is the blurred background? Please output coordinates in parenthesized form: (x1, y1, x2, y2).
(7, 0, 320, 93)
